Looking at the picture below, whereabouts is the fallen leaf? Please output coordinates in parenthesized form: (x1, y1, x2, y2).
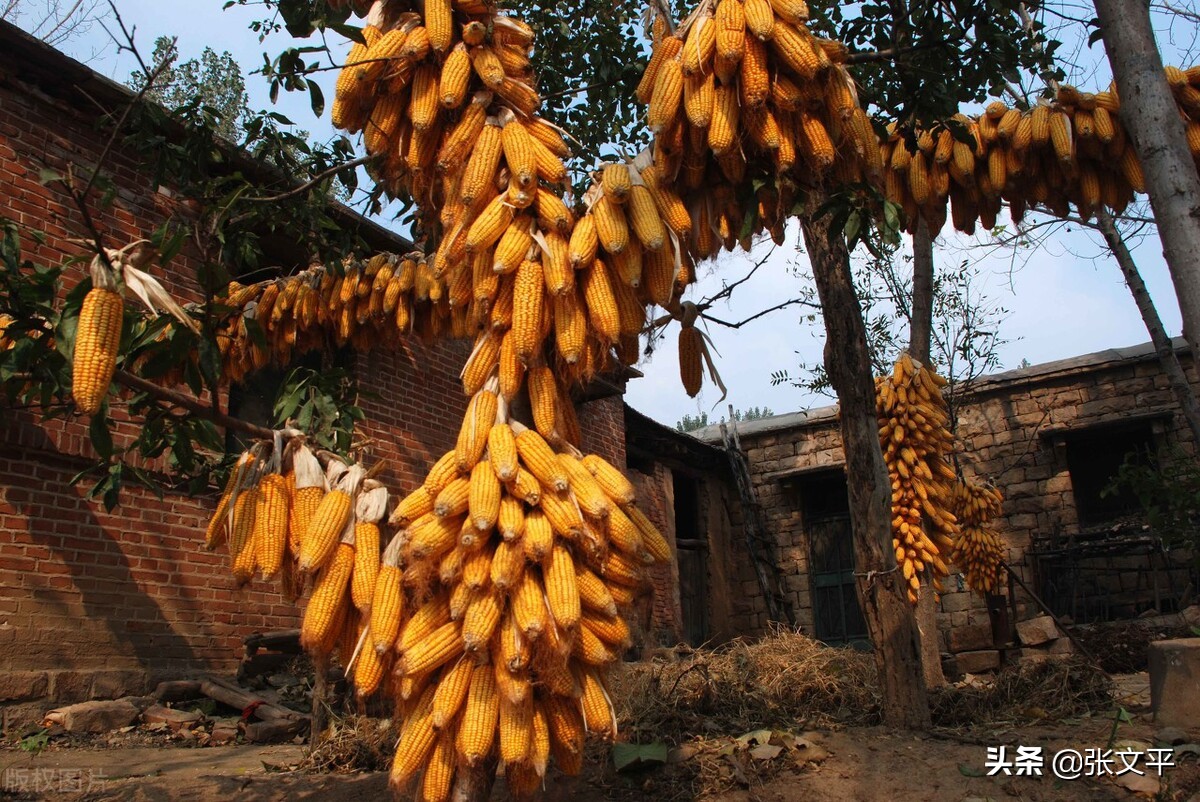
(667, 744, 701, 764)
(749, 744, 784, 760)
(958, 763, 986, 777)
(1113, 771, 1160, 796)
(613, 742, 668, 772)
(737, 729, 774, 747)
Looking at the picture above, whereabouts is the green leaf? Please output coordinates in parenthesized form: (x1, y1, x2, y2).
(306, 80, 325, 118)
(612, 742, 668, 772)
(957, 763, 985, 777)
(89, 408, 114, 459)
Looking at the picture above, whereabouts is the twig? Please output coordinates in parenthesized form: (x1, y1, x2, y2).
(240, 155, 373, 204)
(700, 297, 814, 329)
(103, 0, 150, 78)
(540, 77, 624, 102)
(844, 38, 956, 64)
(697, 248, 774, 310)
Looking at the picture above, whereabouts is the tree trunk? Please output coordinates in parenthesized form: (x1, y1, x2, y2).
(909, 218, 934, 362)
(801, 211, 931, 730)
(908, 219, 947, 690)
(1093, 0, 1200, 368)
(1096, 209, 1200, 444)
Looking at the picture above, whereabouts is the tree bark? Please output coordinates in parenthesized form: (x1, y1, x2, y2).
(1096, 210, 1200, 444)
(801, 212, 931, 730)
(1093, 0, 1200, 368)
(908, 220, 947, 690)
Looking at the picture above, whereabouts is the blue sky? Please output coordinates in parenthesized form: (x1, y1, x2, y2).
(8, 1, 1192, 428)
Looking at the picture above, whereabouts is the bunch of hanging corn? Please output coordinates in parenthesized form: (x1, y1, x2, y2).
(343, 385, 671, 800)
(638, 0, 878, 259)
(873, 67, 1200, 235)
(874, 354, 959, 604)
(210, 251, 479, 384)
(948, 480, 1006, 595)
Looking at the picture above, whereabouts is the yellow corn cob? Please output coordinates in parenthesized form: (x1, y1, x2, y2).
(353, 631, 386, 697)
(508, 465, 542, 507)
(438, 43, 471, 109)
(434, 476, 471, 519)
(409, 512, 462, 559)
(638, 163, 692, 236)
(576, 564, 619, 617)
(430, 656, 474, 729)
(708, 83, 740, 155)
(544, 543, 581, 631)
(1049, 111, 1073, 163)
(582, 259, 621, 343)
(568, 214, 600, 269)
(637, 36, 683, 104)
(544, 695, 585, 775)
(456, 390, 499, 473)
(462, 590, 503, 652)
(511, 258, 545, 364)
(573, 621, 616, 664)
(682, 12, 716, 75)
(522, 508, 554, 562)
(438, 93, 489, 170)
(299, 487, 353, 572)
(456, 664, 500, 765)
(72, 286, 124, 415)
(231, 486, 261, 584)
(540, 231, 573, 297)
(740, 33, 769, 108)
(206, 452, 253, 551)
(592, 195, 630, 256)
(601, 163, 633, 205)
(501, 112, 538, 191)
(461, 121, 503, 208)
(555, 289, 588, 364)
(511, 569, 547, 638)
(499, 696, 533, 763)
(530, 705, 551, 776)
(300, 542, 355, 649)
(684, 70, 715, 128)
(648, 56, 684, 133)
(771, 21, 819, 78)
(389, 686, 437, 791)
(482, 424, 518, 484)
(493, 217, 535, 275)
(515, 428, 568, 491)
(409, 64, 440, 131)
(579, 667, 616, 736)
(468, 459, 502, 532)
(351, 521, 380, 611)
(399, 620, 463, 676)
(369, 564, 403, 654)
(627, 184, 667, 252)
(626, 503, 670, 562)
(498, 329, 525, 401)
(420, 734, 455, 802)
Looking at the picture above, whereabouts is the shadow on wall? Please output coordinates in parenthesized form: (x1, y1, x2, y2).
(1, 421, 204, 682)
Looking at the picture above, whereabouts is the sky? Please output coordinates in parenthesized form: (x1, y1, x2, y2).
(5, 1, 1193, 429)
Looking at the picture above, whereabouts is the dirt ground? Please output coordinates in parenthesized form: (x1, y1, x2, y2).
(2, 674, 1196, 802)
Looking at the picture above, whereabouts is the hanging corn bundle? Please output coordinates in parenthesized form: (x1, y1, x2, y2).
(874, 354, 959, 604)
(948, 481, 1006, 595)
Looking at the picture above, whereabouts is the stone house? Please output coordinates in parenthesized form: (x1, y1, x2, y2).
(693, 340, 1199, 667)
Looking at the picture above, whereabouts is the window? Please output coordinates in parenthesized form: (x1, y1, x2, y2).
(1065, 422, 1157, 528)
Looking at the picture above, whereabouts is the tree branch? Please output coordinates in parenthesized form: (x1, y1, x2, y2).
(696, 247, 775, 310)
(113, 370, 276, 441)
(700, 297, 814, 329)
(240, 155, 373, 204)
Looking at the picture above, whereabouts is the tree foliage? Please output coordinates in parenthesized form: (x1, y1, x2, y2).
(131, 37, 250, 142)
(675, 406, 775, 432)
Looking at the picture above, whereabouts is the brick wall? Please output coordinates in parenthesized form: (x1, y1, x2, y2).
(716, 346, 1200, 652)
(0, 33, 631, 720)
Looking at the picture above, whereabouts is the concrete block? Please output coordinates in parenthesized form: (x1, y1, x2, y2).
(1016, 615, 1061, 646)
(956, 650, 1001, 674)
(142, 704, 203, 731)
(1149, 638, 1200, 730)
(949, 622, 995, 653)
(43, 699, 140, 733)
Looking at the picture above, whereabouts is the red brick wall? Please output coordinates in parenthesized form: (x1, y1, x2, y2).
(0, 37, 631, 719)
